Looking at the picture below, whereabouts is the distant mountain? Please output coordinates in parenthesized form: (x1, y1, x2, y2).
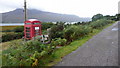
(2, 9, 91, 23)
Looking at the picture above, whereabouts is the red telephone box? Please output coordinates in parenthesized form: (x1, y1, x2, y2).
(24, 19, 42, 40)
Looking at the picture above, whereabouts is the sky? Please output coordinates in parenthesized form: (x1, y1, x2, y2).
(0, 0, 119, 18)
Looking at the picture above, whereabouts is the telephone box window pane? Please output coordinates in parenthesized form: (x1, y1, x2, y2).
(26, 30, 30, 32)
(35, 30, 39, 32)
(26, 36, 30, 38)
(35, 27, 39, 30)
(26, 27, 30, 29)
(26, 33, 30, 35)
(34, 23, 39, 24)
(35, 33, 40, 35)
(26, 23, 31, 25)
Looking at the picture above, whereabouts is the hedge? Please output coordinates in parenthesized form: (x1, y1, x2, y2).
(1, 32, 24, 42)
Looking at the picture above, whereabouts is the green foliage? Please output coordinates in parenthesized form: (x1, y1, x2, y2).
(92, 13, 119, 21)
(115, 14, 120, 21)
(90, 19, 114, 29)
(104, 14, 120, 21)
(92, 14, 104, 21)
(103, 15, 117, 21)
(64, 25, 92, 42)
(2, 13, 116, 66)
(49, 22, 65, 39)
(13, 26, 24, 32)
(1, 26, 24, 42)
(2, 40, 56, 66)
(1, 32, 24, 42)
(42, 22, 54, 30)
(80, 25, 93, 35)
(2, 30, 13, 32)
(2, 19, 114, 66)
(2, 41, 33, 66)
(50, 38, 67, 46)
(64, 26, 75, 42)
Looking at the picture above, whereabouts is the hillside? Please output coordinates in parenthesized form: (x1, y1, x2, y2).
(2, 9, 91, 23)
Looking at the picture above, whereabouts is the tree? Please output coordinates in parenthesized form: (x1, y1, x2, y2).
(115, 14, 120, 21)
(42, 22, 54, 30)
(92, 14, 104, 21)
(48, 22, 65, 40)
(103, 15, 111, 20)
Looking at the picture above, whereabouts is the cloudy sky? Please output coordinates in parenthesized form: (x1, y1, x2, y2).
(0, 0, 119, 17)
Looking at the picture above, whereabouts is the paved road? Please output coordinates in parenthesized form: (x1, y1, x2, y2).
(55, 22, 119, 66)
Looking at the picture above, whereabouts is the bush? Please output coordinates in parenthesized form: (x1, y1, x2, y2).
(90, 19, 114, 29)
(13, 26, 24, 32)
(50, 38, 67, 46)
(2, 30, 13, 32)
(92, 14, 104, 21)
(1, 32, 24, 42)
(64, 26, 76, 42)
(49, 22, 65, 39)
(64, 25, 92, 42)
(42, 22, 54, 30)
(2, 42, 33, 66)
(2, 40, 56, 66)
(80, 25, 92, 35)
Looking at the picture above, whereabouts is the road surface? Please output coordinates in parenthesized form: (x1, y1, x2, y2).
(55, 22, 119, 66)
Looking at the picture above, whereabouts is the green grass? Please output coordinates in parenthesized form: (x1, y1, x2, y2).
(1, 39, 22, 51)
(38, 22, 115, 66)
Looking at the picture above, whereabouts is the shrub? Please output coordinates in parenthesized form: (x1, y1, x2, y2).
(50, 38, 67, 46)
(80, 25, 92, 35)
(60, 38, 67, 46)
(90, 19, 114, 29)
(1, 32, 24, 42)
(2, 30, 13, 32)
(64, 26, 76, 42)
(48, 22, 65, 39)
(2, 42, 33, 66)
(13, 26, 24, 32)
(2, 39, 56, 66)
(64, 25, 92, 42)
(42, 22, 54, 30)
(92, 14, 104, 21)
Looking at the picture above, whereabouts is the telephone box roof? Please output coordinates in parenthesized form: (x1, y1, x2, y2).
(28, 19, 38, 21)
(25, 19, 41, 23)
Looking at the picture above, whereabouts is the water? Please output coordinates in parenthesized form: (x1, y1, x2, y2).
(0, 23, 24, 26)
(0, 21, 82, 26)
